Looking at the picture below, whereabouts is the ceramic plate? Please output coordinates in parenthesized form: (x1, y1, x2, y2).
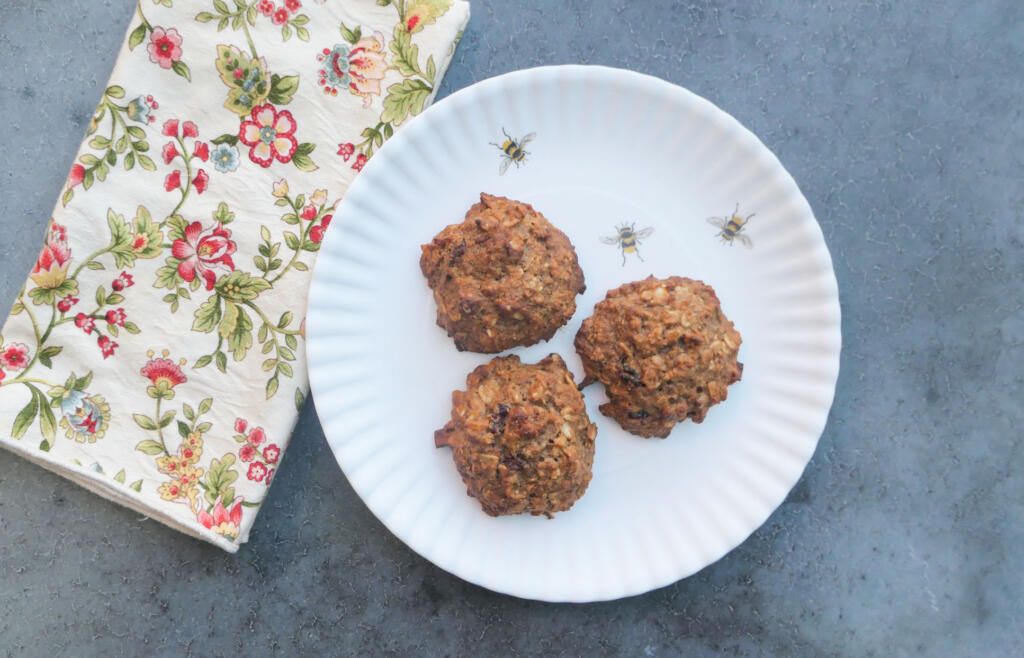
(306, 66, 841, 602)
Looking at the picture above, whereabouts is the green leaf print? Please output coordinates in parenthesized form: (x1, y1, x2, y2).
(380, 78, 431, 125)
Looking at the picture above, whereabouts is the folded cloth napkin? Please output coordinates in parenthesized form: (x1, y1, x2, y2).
(0, 0, 469, 552)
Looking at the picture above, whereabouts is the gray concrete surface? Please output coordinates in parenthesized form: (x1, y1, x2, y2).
(2, 0, 1022, 655)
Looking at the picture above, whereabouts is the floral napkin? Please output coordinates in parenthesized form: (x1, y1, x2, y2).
(0, 0, 469, 552)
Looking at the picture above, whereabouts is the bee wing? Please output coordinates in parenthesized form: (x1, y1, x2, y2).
(499, 158, 512, 175)
(600, 236, 621, 245)
(518, 133, 537, 147)
(707, 217, 727, 228)
(636, 227, 654, 239)
(737, 234, 753, 248)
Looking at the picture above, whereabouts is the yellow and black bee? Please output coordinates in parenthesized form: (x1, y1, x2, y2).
(601, 223, 654, 265)
(492, 128, 536, 175)
(707, 204, 754, 248)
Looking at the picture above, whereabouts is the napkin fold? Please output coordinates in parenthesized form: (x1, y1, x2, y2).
(0, 0, 469, 552)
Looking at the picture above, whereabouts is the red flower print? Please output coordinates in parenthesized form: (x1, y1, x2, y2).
(172, 222, 237, 290)
(310, 214, 332, 244)
(263, 444, 280, 463)
(182, 121, 199, 138)
(111, 271, 134, 291)
(235, 417, 248, 433)
(238, 104, 298, 167)
(162, 119, 179, 137)
(68, 164, 85, 187)
(352, 153, 367, 171)
(164, 170, 181, 191)
(272, 8, 289, 24)
(193, 142, 209, 161)
(29, 223, 72, 290)
(147, 27, 183, 69)
(74, 313, 95, 333)
(239, 444, 257, 462)
(265, 468, 275, 485)
(197, 499, 243, 538)
(285, 0, 301, 11)
(337, 143, 355, 161)
(57, 295, 78, 313)
(193, 169, 210, 194)
(300, 204, 317, 221)
(81, 414, 98, 435)
(247, 462, 267, 482)
(0, 370, 6, 383)
(257, 0, 275, 16)
(140, 356, 187, 389)
(162, 142, 179, 164)
(105, 308, 126, 326)
(97, 335, 118, 359)
(0, 343, 30, 371)
(248, 426, 266, 446)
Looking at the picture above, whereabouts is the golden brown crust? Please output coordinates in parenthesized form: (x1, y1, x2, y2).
(420, 193, 586, 353)
(435, 354, 597, 517)
(574, 276, 743, 438)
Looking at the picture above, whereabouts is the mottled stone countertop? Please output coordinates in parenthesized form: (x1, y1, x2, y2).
(1, 1, 1021, 655)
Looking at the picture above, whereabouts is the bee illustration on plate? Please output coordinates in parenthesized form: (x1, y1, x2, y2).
(601, 222, 654, 265)
(491, 128, 536, 175)
(708, 204, 754, 248)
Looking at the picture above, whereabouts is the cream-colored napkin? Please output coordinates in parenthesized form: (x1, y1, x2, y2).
(0, 0, 469, 552)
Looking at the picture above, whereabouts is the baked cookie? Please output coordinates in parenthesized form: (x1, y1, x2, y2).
(574, 276, 742, 438)
(434, 354, 597, 517)
(420, 193, 585, 353)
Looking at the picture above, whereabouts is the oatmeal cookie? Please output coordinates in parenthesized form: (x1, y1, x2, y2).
(420, 193, 585, 353)
(574, 276, 742, 438)
(434, 354, 597, 517)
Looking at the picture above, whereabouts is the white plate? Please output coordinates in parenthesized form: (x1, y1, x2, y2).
(307, 66, 841, 602)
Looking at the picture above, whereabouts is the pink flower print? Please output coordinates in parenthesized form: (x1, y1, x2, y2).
(239, 444, 257, 462)
(235, 418, 248, 434)
(337, 143, 355, 161)
(147, 27, 183, 70)
(74, 313, 95, 334)
(285, 0, 301, 11)
(171, 222, 237, 290)
(97, 335, 118, 359)
(182, 121, 199, 138)
(247, 462, 267, 482)
(257, 0, 275, 16)
(68, 164, 85, 187)
(162, 119, 179, 137)
(164, 170, 181, 191)
(162, 142, 179, 164)
(193, 169, 210, 194)
(197, 499, 243, 539)
(352, 153, 367, 171)
(263, 444, 280, 464)
(272, 8, 289, 25)
(111, 271, 134, 291)
(29, 223, 72, 290)
(239, 104, 298, 168)
(300, 204, 317, 221)
(193, 142, 209, 161)
(265, 468, 275, 485)
(0, 343, 30, 371)
(247, 426, 266, 446)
